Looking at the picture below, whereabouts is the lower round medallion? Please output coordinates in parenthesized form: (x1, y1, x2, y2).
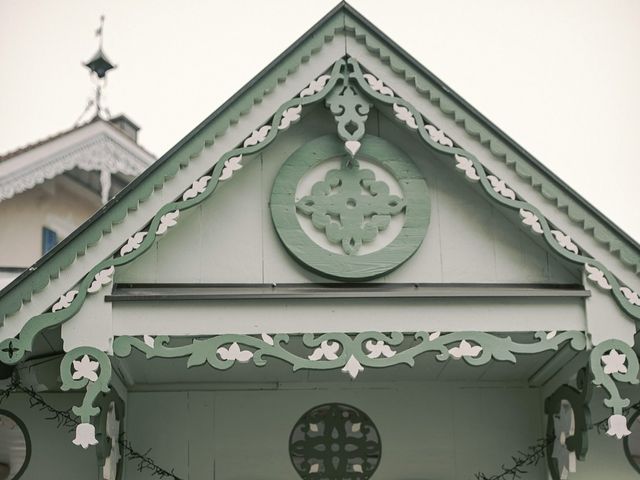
(289, 403, 381, 479)
(270, 135, 430, 280)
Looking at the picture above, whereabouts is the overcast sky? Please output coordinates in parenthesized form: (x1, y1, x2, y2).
(1, 0, 638, 241)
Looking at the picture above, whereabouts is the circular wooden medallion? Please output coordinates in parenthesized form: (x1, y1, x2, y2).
(270, 134, 429, 280)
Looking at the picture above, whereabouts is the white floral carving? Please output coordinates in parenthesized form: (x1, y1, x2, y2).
(424, 125, 453, 147)
(454, 154, 480, 181)
(217, 342, 253, 363)
(261, 333, 274, 346)
(243, 125, 271, 148)
(72, 355, 100, 382)
(551, 230, 579, 255)
(219, 156, 243, 181)
(119, 232, 147, 256)
(156, 211, 179, 235)
(143, 335, 155, 348)
(392, 103, 418, 129)
(487, 175, 516, 200)
(308, 463, 320, 474)
(73, 422, 98, 449)
(182, 175, 212, 201)
(279, 105, 302, 130)
(342, 355, 364, 379)
(300, 74, 331, 98)
(546, 331, 558, 340)
(607, 414, 632, 439)
(52, 290, 78, 312)
(363, 73, 394, 96)
(519, 209, 544, 234)
(352, 464, 364, 473)
(308, 341, 340, 361)
(585, 264, 612, 290)
(428, 331, 441, 341)
(87, 266, 115, 293)
(601, 349, 627, 375)
(621, 287, 640, 306)
(365, 340, 396, 359)
(448, 340, 482, 359)
(552, 401, 576, 479)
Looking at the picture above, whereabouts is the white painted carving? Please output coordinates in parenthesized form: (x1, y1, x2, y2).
(279, 105, 302, 130)
(261, 333, 275, 346)
(217, 342, 253, 363)
(546, 331, 558, 340)
(308, 341, 340, 361)
(552, 400, 576, 479)
(300, 74, 331, 98)
(424, 125, 453, 147)
(607, 414, 632, 439)
(342, 355, 364, 379)
(308, 463, 320, 474)
(551, 230, 579, 255)
(73, 422, 98, 449)
(309, 423, 319, 432)
(585, 264, 612, 290)
(345, 140, 361, 157)
(219, 156, 243, 181)
(0, 133, 150, 203)
(156, 211, 179, 235)
(352, 464, 364, 473)
(392, 103, 418, 129)
(72, 355, 100, 382)
(487, 175, 516, 200)
(182, 175, 212, 201)
(143, 335, 155, 348)
(621, 287, 640, 306)
(519, 209, 544, 234)
(601, 349, 627, 374)
(365, 340, 396, 359)
(102, 402, 121, 480)
(351, 423, 361, 432)
(363, 73, 394, 96)
(428, 331, 441, 341)
(52, 290, 78, 312)
(454, 154, 480, 181)
(119, 232, 147, 256)
(243, 125, 271, 148)
(448, 340, 482, 359)
(87, 266, 115, 293)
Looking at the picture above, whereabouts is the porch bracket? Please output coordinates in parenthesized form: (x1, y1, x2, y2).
(113, 330, 587, 380)
(60, 346, 113, 449)
(589, 338, 640, 439)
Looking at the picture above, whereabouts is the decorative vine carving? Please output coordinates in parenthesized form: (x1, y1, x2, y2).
(113, 331, 586, 380)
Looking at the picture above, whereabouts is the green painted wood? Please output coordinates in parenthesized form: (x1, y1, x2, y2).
(271, 134, 430, 280)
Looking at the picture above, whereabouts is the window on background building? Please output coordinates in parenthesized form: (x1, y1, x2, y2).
(41, 227, 58, 255)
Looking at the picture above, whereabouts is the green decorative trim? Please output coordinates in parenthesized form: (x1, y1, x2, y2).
(113, 331, 586, 379)
(95, 391, 125, 480)
(271, 134, 429, 280)
(0, 61, 346, 365)
(342, 11, 640, 275)
(545, 367, 593, 480)
(2, 5, 639, 327)
(60, 347, 112, 424)
(348, 58, 640, 321)
(0, 409, 31, 479)
(589, 339, 640, 424)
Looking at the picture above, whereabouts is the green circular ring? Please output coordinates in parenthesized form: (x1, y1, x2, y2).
(270, 134, 430, 280)
(0, 409, 31, 479)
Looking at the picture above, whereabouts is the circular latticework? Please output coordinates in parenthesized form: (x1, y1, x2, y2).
(289, 403, 381, 480)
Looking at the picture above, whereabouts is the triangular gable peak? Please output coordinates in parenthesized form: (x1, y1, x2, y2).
(1, 3, 639, 457)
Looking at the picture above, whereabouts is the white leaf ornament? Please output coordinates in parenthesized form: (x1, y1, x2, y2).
(342, 355, 364, 379)
(73, 423, 98, 449)
(601, 349, 627, 375)
(551, 230, 579, 255)
(308, 341, 339, 361)
(393, 103, 418, 129)
(261, 333, 274, 346)
(607, 414, 632, 439)
(279, 105, 302, 130)
(425, 125, 453, 147)
(87, 266, 115, 293)
(143, 335, 155, 348)
(119, 232, 147, 256)
(182, 175, 212, 201)
(454, 155, 480, 181)
(217, 342, 253, 363)
(219, 156, 243, 181)
(243, 125, 271, 148)
(363, 73, 393, 96)
(585, 264, 612, 290)
(365, 340, 396, 359)
(428, 331, 441, 341)
(448, 340, 482, 359)
(519, 209, 544, 234)
(52, 290, 78, 312)
(621, 287, 640, 306)
(300, 74, 331, 97)
(156, 211, 179, 235)
(487, 175, 516, 200)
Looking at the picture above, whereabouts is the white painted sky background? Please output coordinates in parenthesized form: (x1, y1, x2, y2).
(0, 0, 638, 240)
